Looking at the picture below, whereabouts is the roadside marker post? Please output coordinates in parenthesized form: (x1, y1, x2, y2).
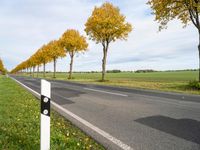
(40, 79, 51, 150)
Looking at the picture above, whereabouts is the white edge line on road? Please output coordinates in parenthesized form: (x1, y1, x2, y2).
(84, 87, 128, 97)
(10, 76, 134, 150)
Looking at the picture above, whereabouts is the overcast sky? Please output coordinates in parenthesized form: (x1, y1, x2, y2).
(0, 0, 198, 72)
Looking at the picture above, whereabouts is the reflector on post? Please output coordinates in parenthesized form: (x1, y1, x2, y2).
(40, 79, 51, 150)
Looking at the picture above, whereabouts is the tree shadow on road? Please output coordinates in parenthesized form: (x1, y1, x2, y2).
(135, 115, 200, 144)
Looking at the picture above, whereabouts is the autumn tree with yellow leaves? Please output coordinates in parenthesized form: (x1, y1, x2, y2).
(26, 59, 32, 75)
(29, 55, 38, 77)
(37, 45, 51, 77)
(148, 0, 200, 81)
(33, 51, 42, 77)
(0, 58, 6, 74)
(85, 2, 132, 81)
(60, 29, 88, 79)
(47, 40, 66, 78)
(0, 59, 4, 71)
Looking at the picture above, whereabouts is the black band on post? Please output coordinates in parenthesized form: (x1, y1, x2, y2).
(41, 95, 50, 117)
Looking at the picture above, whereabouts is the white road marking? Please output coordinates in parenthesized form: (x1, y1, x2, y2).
(10, 76, 134, 150)
(53, 93, 69, 100)
(178, 100, 200, 105)
(84, 87, 128, 97)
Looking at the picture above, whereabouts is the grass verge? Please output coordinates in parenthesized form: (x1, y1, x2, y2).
(21, 71, 200, 95)
(0, 75, 104, 150)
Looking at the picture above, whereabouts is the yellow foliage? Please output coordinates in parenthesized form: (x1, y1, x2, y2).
(46, 40, 66, 60)
(60, 29, 88, 54)
(147, 0, 200, 30)
(0, 58, 6, 74)
(85, 2, 132, 44)
(37, 45, 52, 64)
(0, 59, 3, 71)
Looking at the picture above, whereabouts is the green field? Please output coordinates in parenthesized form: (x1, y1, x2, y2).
(21, 70, 200, 95)
(0, 75, 104, 149)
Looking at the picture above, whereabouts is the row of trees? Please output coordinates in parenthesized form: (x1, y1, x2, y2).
(11, 2, 132, 81)
(11, 1, 200, 82)
(11, 30, 88, 79)
(0, 58, 6, 74)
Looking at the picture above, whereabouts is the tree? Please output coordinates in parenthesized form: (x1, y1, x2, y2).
(29, 55, 38, 77)
(0, 58, 6, 74)
(60, 29, 88, 79)
(0, 59, 3, 71)
(148, 0, 200, 81)
(47, 40, 66, 78)
(33, 51, 42, 77)
(85, 2, 132, 81)
(26, 59, 32, 76)
(37, 45, 51, 77)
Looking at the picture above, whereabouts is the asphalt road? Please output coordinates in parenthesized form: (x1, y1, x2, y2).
(11, 75, 200, 150)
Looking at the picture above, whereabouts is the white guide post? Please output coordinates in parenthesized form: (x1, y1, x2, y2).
(40, 79, 51, 150)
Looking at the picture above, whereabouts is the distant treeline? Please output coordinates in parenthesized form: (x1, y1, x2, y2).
(165, 69, 198, 72)
(134, 69, 198, 73)
(135, 69, 157, 73)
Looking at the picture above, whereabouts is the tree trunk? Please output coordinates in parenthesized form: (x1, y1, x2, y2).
(37, 65, 39, 78)
(43, 62, 46, 78)
(68, 52, 74, 79)
(33, 67, 35, 77)
(53, 58, 56, 78)
(101, 42, 109, 81)
(30, 68, 31, 76)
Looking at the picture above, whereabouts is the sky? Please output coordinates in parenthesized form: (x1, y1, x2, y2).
(0, 0, 198, 72)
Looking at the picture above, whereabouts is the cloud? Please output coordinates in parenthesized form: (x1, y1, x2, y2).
(0, 0, 198, 71)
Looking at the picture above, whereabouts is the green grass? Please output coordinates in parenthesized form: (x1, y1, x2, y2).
(22, 70, 200, 95)
(0, 75, 104, 150)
